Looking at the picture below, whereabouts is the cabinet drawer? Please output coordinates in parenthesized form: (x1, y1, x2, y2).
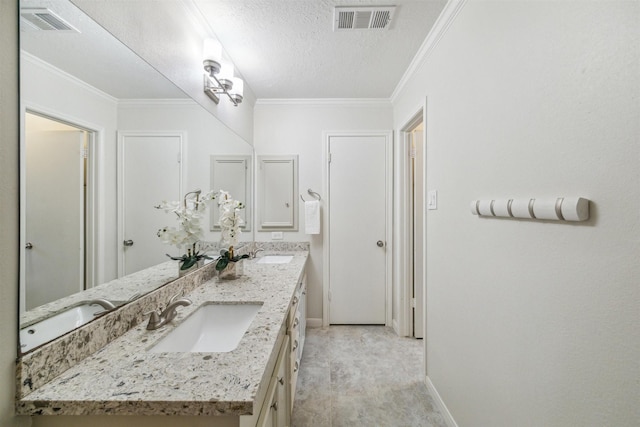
(287, 292, 302, 329)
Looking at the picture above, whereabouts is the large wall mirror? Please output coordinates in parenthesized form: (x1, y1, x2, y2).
(19, 0, 253, 353)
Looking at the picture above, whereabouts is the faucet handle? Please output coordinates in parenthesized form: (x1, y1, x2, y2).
(168, 291, 184, 304)
(144, 310, 162, 330)
(165, 291, 184, 309)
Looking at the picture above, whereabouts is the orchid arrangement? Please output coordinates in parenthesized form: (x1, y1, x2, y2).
(215, 190, 249, 271)
(156, 189, 216, 270)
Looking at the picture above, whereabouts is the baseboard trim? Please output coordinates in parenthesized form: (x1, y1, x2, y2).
(426, 376, 458, 427)
(306, 318, 323, 328)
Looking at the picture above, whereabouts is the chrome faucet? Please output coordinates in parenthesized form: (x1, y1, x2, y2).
(89, 298, 118, 316)
(249, 245, 264, 259)
(89, 298, 117, 310)
(146, 293, 192, 330)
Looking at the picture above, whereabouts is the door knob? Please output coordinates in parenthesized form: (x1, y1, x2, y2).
(123, 239, 134, 247)
(376, 240, 384, 247)
(25, 242, 33, 250)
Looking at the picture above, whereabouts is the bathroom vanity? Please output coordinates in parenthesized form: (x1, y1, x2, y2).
(16, 249, 308, 427)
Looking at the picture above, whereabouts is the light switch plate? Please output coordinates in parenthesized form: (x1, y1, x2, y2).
(427, 190, 438, 210)
(271, 231, 284, 240)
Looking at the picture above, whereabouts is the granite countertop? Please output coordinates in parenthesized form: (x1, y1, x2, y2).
(17, 251, 308, 416)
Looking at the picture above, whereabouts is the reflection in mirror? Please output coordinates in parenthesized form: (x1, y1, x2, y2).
(210, 155, 252, 232)
(19, 0, 253, 353)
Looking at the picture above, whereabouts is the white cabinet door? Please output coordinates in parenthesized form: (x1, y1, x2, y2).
(257, 156, 298, 230)
(257, 335, 290, 427)
(275, 335, 290, 427)
(118, 132, 183, 276)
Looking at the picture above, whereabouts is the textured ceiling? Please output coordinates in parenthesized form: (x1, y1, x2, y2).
(21, 0, 447, 101)
(192, 0, 447, 99)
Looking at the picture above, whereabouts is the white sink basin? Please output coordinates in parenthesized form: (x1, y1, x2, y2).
(149, 302, 263, 353)
(257, 255, 294, 264)
(20, 303, 109, 352)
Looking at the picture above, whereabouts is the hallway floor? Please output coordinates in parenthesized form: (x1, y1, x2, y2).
(291, 326, 446, 427)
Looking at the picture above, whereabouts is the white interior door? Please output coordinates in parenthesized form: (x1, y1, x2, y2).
(412, 127, 425, 338)
(25, 129, 85, 309)
(328, 135, 388, 324)
(119, 133, 182, 276)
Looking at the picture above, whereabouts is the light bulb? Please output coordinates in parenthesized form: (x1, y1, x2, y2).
(203, 38, 222, 74)
(230, 77, 244, 97)
(218, 61, 234, 81)
(230, 77, 244, 105)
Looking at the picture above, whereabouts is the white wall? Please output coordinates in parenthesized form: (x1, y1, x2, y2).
(393, 1, 640, 426)
(1, 2, 31, 426)
(254, 100, 393, 322)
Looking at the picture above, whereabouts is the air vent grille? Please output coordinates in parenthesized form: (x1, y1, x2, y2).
(334, 6, 396, 31)
(20, 8, 79, 32)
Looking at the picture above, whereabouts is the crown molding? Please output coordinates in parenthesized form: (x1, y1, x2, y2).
(255, 98, 392, 107)
(21, 51, 118, 105)
(390, 0, 468, 104)
(117, 98, 198, 108)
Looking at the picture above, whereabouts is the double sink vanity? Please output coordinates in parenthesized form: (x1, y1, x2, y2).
(16, 247, 308, 427)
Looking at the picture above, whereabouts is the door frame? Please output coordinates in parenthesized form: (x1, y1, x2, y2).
(116, 130, 185, 277)
(322, 130, 393, 327)
(397, 100, 428, 338)
(20, 105, 102, 312)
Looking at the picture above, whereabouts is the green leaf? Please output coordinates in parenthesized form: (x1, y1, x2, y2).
(231, 254, 250, 262)
(216, 258, 229, 271)
(167, 253, 186, 261)
(181, 258, 197, 270)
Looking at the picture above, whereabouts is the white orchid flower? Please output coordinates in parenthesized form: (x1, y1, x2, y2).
(216, 189, 245, 249)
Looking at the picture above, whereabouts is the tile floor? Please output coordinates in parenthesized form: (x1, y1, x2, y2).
(291, 326, 447, 427)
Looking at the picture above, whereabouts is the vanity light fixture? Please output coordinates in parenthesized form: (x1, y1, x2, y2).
(203, 38, 243, 106)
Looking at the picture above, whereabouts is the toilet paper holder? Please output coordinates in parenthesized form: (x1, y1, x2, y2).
(471, 197, 590, 221)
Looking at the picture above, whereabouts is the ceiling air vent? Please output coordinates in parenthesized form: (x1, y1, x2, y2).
(334, 6, 396, 31)
(20, 8, 79, 32)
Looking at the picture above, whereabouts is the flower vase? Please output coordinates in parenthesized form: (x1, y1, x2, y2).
(218, 259, 243, 280)
(179, 259, 204, 277)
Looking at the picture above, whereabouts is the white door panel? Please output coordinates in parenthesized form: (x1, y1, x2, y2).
(25, 130, 85, 309)
(119, 133, 182, 276)
(413, 128, 425, 338)
(329, 135, 387, 324)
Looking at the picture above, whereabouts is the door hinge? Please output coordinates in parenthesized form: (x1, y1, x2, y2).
(411, 297, 416, 308)
(80, 147, 88, 159)
(409, 146, 416, 159)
